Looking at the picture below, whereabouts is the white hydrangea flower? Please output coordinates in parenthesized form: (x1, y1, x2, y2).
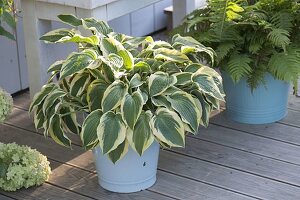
(0, 88, 13, 123)
(0, 142, 51, 191)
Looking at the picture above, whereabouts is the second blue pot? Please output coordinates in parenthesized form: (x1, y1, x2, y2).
(222, 72, 290, 124)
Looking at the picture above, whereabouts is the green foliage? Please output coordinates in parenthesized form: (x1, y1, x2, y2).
(0, 0, 16, 40)
(176, 0, 300, 89)
(0, 87, 13, 123)
(0, 142, 51, 191)
(30, 15, 225, 163)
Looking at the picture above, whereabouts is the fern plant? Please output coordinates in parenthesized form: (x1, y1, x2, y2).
(175, 0, 300, 90)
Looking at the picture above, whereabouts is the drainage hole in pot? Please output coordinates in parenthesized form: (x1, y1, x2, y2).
(143, 162, 146, 167)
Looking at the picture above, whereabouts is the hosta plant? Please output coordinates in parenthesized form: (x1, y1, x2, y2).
(174, 0, 300, 90)
(29, 15, 224, 163)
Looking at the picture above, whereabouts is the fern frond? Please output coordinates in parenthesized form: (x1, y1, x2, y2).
(215, 42, 236, 63)
(271, 12, 293, 32)
(268, 48, 300, 82)
(267, 28, 290, 49)
(247, 64, 267, 90)
(227, 53, 253, 82)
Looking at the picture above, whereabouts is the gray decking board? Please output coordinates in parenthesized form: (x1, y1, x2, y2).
(172, 137, 300, 187)
(279, 109, 300, 128)
(288, 95, 300, 111)
(0, 125, 255, 199)
(211, 112, 300, 146)
(1, 183, 94, 200)
(159, 151, 300, 200)
(1, 92, 300, 199)
(194, 124, 300, 166)
(0, 194, 15, 200)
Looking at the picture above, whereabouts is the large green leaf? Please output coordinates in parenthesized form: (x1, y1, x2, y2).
(150, 108, 185, 147)
(108, 139, 129, 163)
(87, 79, 109, 111)
(3, 11, 16, 29)
(82, 18, 113, 35)
(59, 34, 100, 45)
(118, 49, 134, 69)
(0, 25, 15, 40)
(127, 111, 154, 155)
(40, 28, 74, 43)
(97, 111, 126, 154)
(81, 110, 102, 149)
(60, 107, 80, 134)
(173, 72, 192, 86)
(70, 73, 91, 97)
(57, 14, 82, 27)
(151, 95, 171, 108)
(60, 52, 94, 79)
(42, 89, 65, 115)
(48, 114, 71, 147)
(101, 81, 128, 113)
(154, 48, 190, 63)
(29, 83, 56, 112)
(192, 90, 211, 127)
(192, 73, 224, 101)
(129, 74, 144, 88)
(166, 91, 200, 133)
(149, 72, 176, 97)
(121, 92, 143, 129)
(48, 60, 64, 73)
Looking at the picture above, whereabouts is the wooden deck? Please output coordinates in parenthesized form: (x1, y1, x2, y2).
(0, 90, 300, 200)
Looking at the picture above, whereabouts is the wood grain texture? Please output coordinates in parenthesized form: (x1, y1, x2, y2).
(279, 109, 300, 128)
(211, 111, 300, 146)
(0, 194, 15, 200)
(0, 183, 93, 200)
(288, 95, 300, 111)
(0, 124, 254, 200)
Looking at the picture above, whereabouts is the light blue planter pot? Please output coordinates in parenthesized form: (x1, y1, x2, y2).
(93, 141, 160, 193)
(222, 72, 290, 124)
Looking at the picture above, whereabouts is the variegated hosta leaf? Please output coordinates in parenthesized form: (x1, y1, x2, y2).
(127, 111, 154, 155)
(159, 61, 180, 73)
(154, 48, 190, 63)
(42, 89, 65, 115)
(57, 14, 82, 27)
(60, 107, 80, 134)
(192, 73, 224, 101)
(81, 110, 102, 150)
(129, 74, 144, 88)
(173, 72, 192, 86)
(150, 108, 185, 147)
(101, 81, 128, 113)
(48, 114, 71, 147)
(82, 18, 113, 35)
(97, 111, 126, 154)
(149, 72, 177, 97)
(108, 53, 123, 69)
(163, 86, 182, 95)
(181, 45, 215, 65)
(29, 83, 56, 112)
(118, 49, 134, 69)
(172, 34, 201, 48)
(33, 103, 45, 129)
(151, 95, 171, 108)
(196, 66, 225, 96)
(48, 60, 64, 73)
(40, 28, 75, 43)
(166, 91, 200, 133)
(87, 79, 109, 111)
(121, 92, 143, 129)
(185, 63, 203, 73)
(70, 73, 91, 97)
(100, 37, 123, 57)
(192, 90, 211, 127)
(58, 34, 99, 45)
(133, 61, 151, 73)
(108, 139, 129, 164)
(60, 52, 94, 79)
(137, 87, 148, 104)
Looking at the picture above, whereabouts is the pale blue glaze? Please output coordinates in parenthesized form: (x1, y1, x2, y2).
(222, 72, 290, 124)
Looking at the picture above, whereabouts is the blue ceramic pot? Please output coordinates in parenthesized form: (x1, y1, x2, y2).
(93, 141, 160, 193)
(222, 72, 290, 124)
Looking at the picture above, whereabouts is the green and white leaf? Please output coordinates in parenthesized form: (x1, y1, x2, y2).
(166, 91, 200, 133)
(87, 79, 109, 111)
(108, 139, 129, 164)
(149, 72, 177, 97)
(121, 92, 143, 129)
(150, 108, 185, 147)
(81, 110, 102, 150)
(97, 112, 126, 154)
(127, 111, 154, 155)
(101, 81, 128, 113)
